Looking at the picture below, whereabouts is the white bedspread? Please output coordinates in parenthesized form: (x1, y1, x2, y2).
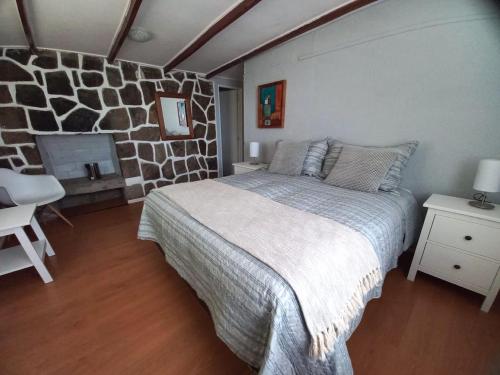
(158, 179, 383, 359)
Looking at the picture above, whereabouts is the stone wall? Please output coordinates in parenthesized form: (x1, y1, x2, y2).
(0, 48, 218, 200)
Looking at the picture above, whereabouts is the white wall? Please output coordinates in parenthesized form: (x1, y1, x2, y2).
(212, 74, 243, 175)
(244, 0, 500, 203)
(220, 89, 243, 175)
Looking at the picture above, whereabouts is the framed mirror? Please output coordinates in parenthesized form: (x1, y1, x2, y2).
(155, 92, 194, 140)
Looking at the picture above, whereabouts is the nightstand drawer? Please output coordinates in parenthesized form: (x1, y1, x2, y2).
(429, 215, 500, 260)
(420, 242, 498, 291)
(233, 163, 268, 175)
(233, 166, 252, 174)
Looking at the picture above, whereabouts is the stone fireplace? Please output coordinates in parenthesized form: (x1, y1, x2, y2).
(36, 134, 126, 208)
(0, 48, 219, 203)
(37, 134, 120, 179)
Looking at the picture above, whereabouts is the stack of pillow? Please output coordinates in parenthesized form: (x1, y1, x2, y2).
(267, 139, 418, 194)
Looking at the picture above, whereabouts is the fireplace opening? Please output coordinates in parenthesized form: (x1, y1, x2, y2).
(36, 134, 126, 210)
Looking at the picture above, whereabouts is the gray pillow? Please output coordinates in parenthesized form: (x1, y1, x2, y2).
(301, 139, 328, 177)
(268, 140, 310, 176)
(324, 145, 397, 193)
(321, 138, 341, 178)
(321, 140, 419, 192)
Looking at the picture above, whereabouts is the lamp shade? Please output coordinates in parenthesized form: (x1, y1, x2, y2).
(249, 142, 260, 158)
(472, 159, 500, 193)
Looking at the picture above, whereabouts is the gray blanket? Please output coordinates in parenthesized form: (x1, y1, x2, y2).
(138, 171, 419, 374)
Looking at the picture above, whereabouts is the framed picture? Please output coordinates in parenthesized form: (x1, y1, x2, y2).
(257, 80, 286, 128)
(155, 92, 194, 140)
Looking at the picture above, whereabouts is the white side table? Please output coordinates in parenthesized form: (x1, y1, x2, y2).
(0, 204, 56, 283)
(232, 162, 268, 175)
(408, 194, 500, 312)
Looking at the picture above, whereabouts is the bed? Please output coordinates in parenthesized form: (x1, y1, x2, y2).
(138, 170, 419, 374)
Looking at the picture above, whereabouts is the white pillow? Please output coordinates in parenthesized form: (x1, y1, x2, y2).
(324, 145, 397, 193)
(268, 140, 310, 176)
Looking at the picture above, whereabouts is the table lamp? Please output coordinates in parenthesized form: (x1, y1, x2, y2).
(249, 142, 260, 165)
(469, 158, 500, 210)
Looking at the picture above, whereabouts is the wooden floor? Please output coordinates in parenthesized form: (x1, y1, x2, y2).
(0, 204, 498, 375)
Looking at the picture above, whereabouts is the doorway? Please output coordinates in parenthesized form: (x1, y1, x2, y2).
(218, 87, 243, 176)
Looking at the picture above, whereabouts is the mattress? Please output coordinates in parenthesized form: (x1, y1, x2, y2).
(138, 170, 420, 374)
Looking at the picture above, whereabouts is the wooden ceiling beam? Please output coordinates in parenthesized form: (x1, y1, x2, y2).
(107, 0, 143, 63)
(15, 0, 37, 54)
(206, 0, 377, 78)
(164, 0, 261, 74)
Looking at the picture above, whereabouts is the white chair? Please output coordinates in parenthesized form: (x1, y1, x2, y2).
(0, 168, 73, 227)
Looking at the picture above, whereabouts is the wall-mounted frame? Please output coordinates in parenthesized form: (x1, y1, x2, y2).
(155, 92, 194, 140)
(257, 80, 286, 128)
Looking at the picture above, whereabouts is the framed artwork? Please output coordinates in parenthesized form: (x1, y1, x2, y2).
(257, 80, 286, 128)
(155, 91, 194, 140)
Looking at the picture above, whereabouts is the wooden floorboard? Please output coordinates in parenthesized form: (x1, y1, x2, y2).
(0, 203, 498, 374)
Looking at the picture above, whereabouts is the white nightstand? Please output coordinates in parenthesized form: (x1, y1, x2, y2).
(408, 194, 500, 312)
(232, 162, 268, 175)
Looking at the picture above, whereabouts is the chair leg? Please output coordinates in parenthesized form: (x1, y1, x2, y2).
(30, 216, 56, 256)
(47, 204, 74, 228)
(14, 227, 53, 283)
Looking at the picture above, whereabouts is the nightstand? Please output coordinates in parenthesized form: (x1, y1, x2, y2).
(408, 194, 500, 312)
(232, 162, 268, 175)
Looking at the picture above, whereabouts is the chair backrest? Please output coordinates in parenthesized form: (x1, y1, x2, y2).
(0, 169, 24, 205)
(0, 168, 65, 206)
(0, 186, 14, 205)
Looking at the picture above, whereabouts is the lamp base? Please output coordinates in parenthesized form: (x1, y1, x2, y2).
(468, 200, 495, 210)
(468, 192, 495, 210)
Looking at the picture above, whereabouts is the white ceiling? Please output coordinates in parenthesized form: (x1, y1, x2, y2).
(0, 0, 359, 78)
(117, 0, 240, 66)
(178, 0, 351, 73)
(28, 0, 127, 56)
(214, 63, 244, 80)
(0, 0, 29, 46)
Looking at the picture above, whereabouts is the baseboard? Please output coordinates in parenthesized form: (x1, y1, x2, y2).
(128, 197, 145, 204)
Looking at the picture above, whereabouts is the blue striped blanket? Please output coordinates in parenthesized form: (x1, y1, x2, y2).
(138, 171, 419, 374)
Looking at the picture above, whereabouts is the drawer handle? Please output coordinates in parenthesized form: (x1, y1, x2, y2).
(453, 264, 461, 270)
(464, 235, 472, 241)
